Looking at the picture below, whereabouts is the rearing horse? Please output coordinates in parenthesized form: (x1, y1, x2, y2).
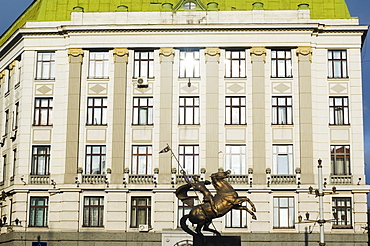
(177, 171, 257, 238)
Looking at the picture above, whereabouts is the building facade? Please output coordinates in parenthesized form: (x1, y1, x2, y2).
(0, 0, 368, 245)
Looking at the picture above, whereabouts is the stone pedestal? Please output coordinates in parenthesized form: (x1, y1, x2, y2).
(193, 236, 241, 246)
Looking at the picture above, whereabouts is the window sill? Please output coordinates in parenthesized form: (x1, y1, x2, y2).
(131, 124, 154, 128)
(32, 125, 53, 128)
(328, 124, 350, 127)
(332, 226, 353, 230)
(270, 77, 293, 80)
(34, 78, 55, 82)
(87, 77, 109, 81)
(224, 124, 247, 127)
(14, 82, 20, 89)
(327, 77, 349, 81)
(224, 77, 247, 80)
(4, 91, 10, 97)
(271, 124, 294, 127)
(86, 124, 108, 128)
(178, 124, 200, 127)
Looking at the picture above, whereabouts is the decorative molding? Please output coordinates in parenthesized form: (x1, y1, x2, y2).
(68, 48, 84, 63)
(296, 46, 312, 61)
(0, 70, 6, 79)
(204, 47, 220, 62)
(159, 47, 175, 62)
(113, 48, 129, 63)
(250, 47, 266, 62)
(8, 60, 17, 70)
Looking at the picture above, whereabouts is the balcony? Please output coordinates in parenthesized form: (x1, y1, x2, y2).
(82, 174, 106, 184)
(128, 174, 154, 184)
(226, 175, 249, 184)
(30, 175, 50, 185)
(271, 175, 296, 184)
(330, 175, 352, 185)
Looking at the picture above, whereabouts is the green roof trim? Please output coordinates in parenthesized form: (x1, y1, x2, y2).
(0, 0, 352, 46)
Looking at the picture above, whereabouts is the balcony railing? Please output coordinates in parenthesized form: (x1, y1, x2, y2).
(82, 174, 106, 184)
(30, 175, 50, 185)
(330, 175, 352, 185)
(128, 175, 154, 184)
(226, 175, 249, 184)
(271, 174, 296, 184)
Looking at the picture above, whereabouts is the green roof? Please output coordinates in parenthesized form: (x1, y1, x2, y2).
(1, 0, 352, 46)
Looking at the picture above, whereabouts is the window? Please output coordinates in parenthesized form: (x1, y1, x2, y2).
(13, 102, 19, 130)
(329, 97, 349, 125)
(225, 145, 246, 174)
(272, 145, 293, 175)
(273, 197, 294, 228)
(134, 51, 154, 78)
(131, 197, 151, 228)
(179, 50, 200, 78)
(225, 50, 246, 78)
(178, 197, 199, 227)
(133, 97, 153, 125)
(328, 50, 348, 78)
(271, 50, 292, 78)
(272, 96, 292, 125)
(88, 51, 109, 79)
(33, 98, 53, 126)
(179, 145, 199, 174)
(225, 96, 246, 125)
(7, 68, 12, 93)
(2, 155, 6, 182)
(87, 97, 107, 125)
(29, 197, 48, 227)
(332, 197, 352, 229)
(83, 197, 104, 227)
(36, 52, 55, 80)
(4, 109, 9, 135)
(331, 145, 350, 175)
(12, 149, 16, 179)
(31, 146, 50, 175)
(179, 96, 200, 125)
(225, 201, 248, 228)
(132, 145, 152, 174)
(184, 1, 196, 9)
(85, 145, 106, 174)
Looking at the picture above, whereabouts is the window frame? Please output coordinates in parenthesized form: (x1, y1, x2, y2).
(271, 50, 292, 78)
(130, 196, 151, 228)
(179, 96, 200, 125)
(332, 197, 352, 229)
(133, 50, 155, 79)
(33, 97, 53, 126)
(132, 97, 153, 125)
(225, 96, 246, 125)
(88, 51, 109, 79)
(273, 196, 295, 229)
(86, 97, 107, 125)
(329, 97, 349, 125)
(29, 197, 48, 227)
(131, 145, 152, 174)
(272, 96, 293, 125)
(328, 50, 348, 79)
(35, 52, 55, 80)
(331, 145, 351, 175)
(179, 145, 199, 175)
(31, 145, 50, 175)
(83, 196, 104, 227)
(85, 145, 106, 175)
(224, 50, 246, 78)
(225, 201, 248, 228)
(272, 145, 294, 175)
(13, 102, 19, 130)
(4, 109, 9, 136)
(225, 145, 246, 175)
(178, 197, 199, 227)
(179, 49, 200, 78)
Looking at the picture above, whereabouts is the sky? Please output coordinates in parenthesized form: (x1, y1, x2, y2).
(0, 0, 370, 182)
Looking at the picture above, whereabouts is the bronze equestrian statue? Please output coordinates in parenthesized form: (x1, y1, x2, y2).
(176, 170, 257, 238)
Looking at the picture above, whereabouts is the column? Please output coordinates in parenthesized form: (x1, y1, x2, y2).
(204, 47, 221, 175)
(158, 48, 175, 184)
(250, 47, 267, 184)
(111, 48, 129, 184)
(296, 46, 314, 184)
(64, 48, 84, 184)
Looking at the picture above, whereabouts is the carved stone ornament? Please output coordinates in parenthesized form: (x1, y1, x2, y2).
(8, 60, 17, 70)
(0, 70, 6, 79)
(159, 47, 175, 62)
(68, 48, 84, 63)
(250, 47, 266, 62)
(205, 47, 220, 62)
(113, 48, 129, 62)
(296, 46, 312, 61)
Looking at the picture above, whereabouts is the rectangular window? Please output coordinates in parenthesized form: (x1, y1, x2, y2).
(131, 197, 151, 228)
(332, 197, 352, 229)
(31, 146, 50, 175)
(87, 97, 107, 125)
(225, 145, 246, 175)
(225, 50, 246, 78)
(133, 97, 153, 125)
(4, 109, 9, 136)
(13, 102, 19, 130)
(273, 197, 294, 229)
(33, 98, 53, 126)
(225, 96, 246, 125)
(179, 96, 200, 125)
(271, 50, 292, 78)
(29, 197, 48, 227)
(88, 51, 109, 79)
(329, 97, 349, 125)
(328, 50, 348, 78)
(36, 52, 55, 80)
(225, 201, 248, 228)
(179, 50, 200, 78)
(272, 145, 293, 175)
(134, 51, 154, 78)
(331, 145, 350, 175)
(83, 196, 104, 227)
(272, 96, 292, 125)
(85, 145, 106, 174)
(12, 149, 16, 178)
(132, 145, 152, 174)
(3, 155, 7, 182)
(178, 197, 199, 227)
(179, 145, 199, 174)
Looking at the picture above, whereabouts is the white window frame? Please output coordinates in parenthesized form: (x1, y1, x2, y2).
(272, 145, 294, 175)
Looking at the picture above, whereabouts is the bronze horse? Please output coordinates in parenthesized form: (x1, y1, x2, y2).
(176, 171, 257, 237)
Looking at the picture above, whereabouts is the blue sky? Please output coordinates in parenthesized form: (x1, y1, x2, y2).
(0, 0, 370, 183)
